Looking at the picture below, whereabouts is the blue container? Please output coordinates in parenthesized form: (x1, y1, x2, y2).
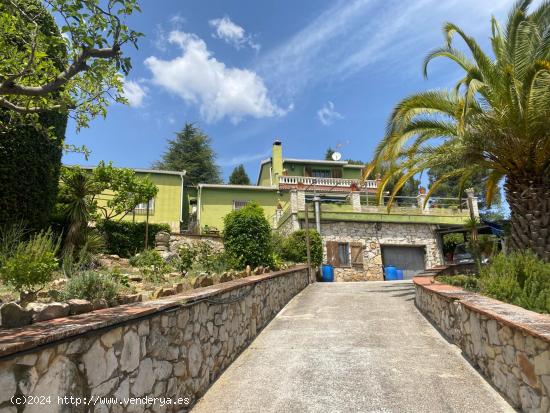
(385, 265, 398, 281)
(396, 269, 404, 280)
(321, 264, 334, 282)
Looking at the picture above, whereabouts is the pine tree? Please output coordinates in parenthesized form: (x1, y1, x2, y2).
(154, 123, 222, 185)
(228, 164, 251, 185)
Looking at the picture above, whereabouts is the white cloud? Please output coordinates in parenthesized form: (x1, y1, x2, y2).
(209, 16, 260, 51)
(144, 31, 287, 123)
(123, 80, 147, 107)
(317, 101, 343, 126)
(258, 0, 524, 98)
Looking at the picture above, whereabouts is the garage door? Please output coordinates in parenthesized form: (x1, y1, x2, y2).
(381, 246, 426, 280)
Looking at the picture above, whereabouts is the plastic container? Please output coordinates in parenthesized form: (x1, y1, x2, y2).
(384, 265, 398, 281)
(321, 264, 334, 282)
(396, 269, 404, 280)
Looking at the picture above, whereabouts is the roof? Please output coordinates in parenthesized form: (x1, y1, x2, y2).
(66, 165, 186, 177)
(198, 184, 276, 191)
(258, 158, 365, 168)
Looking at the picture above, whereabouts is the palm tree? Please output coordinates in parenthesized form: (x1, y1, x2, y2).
(368, 0, 550, 261)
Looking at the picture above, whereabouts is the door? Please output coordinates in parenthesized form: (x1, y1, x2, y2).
(381, 246, 426, 280)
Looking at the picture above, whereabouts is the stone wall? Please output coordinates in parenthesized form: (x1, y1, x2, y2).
(169, 234, 224, 253)
(0, 266, 310, 412)
(414, 277, 550, 412)
(321, 222, 443, 282)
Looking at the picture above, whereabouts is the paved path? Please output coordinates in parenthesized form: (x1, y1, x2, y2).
(192, 282, 514, 413)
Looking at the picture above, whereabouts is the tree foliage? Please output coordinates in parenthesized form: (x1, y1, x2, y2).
(154, 123, 222, 185)
(368, 0, 550, 260)
(228, 164, 251, 185)
(281, 229, 323, 267)
(0, 0, 142, 130)
(0, 0, 68, 231)
(223, 203, 273, 269)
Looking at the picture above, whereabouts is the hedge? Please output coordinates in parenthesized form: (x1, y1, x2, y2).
(0, 0, 68, 231)
(97, 220, 171, 258)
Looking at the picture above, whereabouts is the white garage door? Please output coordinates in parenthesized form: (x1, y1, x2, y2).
(381, 246, 426, 280)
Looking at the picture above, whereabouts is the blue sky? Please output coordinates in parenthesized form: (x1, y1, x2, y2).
(63, 0, 522, 184)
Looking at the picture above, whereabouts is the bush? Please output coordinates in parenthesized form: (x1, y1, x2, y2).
(174, 241, 228, 275)
(281, 230, 323, 267)
(0, 229, 60, 298)
(174, 244, 195, 275)
(129, 249, 171, 282)
(479, 251, 550, 313)
(437, 275, 479, 291)
(223, 203, 273, 269)
(97, 220, 171, 258)
(63, 272, 121, 305)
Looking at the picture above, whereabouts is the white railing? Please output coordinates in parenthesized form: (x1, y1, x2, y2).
(279, 175, 378, 189)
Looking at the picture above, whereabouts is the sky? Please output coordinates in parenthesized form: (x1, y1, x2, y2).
(63, 0, 525, 185)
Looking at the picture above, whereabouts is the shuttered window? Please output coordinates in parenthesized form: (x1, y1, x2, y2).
(351, 242, 364, 268)
(326, 241, 352, 267)
(331, 168, 343, 178)
(304, 166, 312, 177)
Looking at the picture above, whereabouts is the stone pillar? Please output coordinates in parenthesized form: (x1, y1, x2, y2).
(290, 190, 299, 213)
(417, 194, 429, 213)
(466, 188, 480, 219)
(351, 192, 361, 212)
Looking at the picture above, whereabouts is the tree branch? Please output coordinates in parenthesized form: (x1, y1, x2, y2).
(0, 97, 62, 113)
(0, 46, 120, 97)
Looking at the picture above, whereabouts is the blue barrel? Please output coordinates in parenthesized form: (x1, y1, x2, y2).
(321, 264, 334, 282)
(385, 265, 398, 281)
(396, 269, 404, 280)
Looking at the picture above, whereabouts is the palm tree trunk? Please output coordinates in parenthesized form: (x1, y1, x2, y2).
(505, 174, 550, 261)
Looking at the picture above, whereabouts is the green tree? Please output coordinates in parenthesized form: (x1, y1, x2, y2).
(369, 0, 550, 261)
(57, 162, 158, 251)
(223, 203, 273, 269)
(0, 0, 68, 231)
(0, 0, 142, 130)
(154, 123, 222, 185)
(228, 164, 251, 185)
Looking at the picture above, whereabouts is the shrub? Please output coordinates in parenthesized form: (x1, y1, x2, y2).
(174, 244, 195, 275)
(0, 229, 60, 299)
(130, 249, 171, 282)
(223, 203, 273, 269)
(63, 272, 121, 305)
(437, 275, 479, 291)
(97, 220, 171, 258)
(281, 230, 323, 267)
(479, 251, 550, 313)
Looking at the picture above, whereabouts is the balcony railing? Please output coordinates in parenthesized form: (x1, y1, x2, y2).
(279, 175, 378, 189)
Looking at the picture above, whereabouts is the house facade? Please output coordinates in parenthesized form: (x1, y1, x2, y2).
(81, 140, 476, 281)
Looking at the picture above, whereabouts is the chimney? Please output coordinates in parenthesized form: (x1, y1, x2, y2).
(272, 139, 283, 185)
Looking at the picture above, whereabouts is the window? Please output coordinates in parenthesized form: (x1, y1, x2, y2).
(134, 198, 154, 215)
(311, 169, 331, 178)
(338, 243, 350, 266)
(326, 241, 351, 267)
(233, 200, 249, 210)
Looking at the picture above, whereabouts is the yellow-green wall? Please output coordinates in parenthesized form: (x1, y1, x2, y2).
(258, 162, 273, 186)
(198, 187, 290, 232)
(96, 173, 183, 232)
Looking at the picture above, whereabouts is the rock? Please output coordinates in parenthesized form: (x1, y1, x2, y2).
(52, 278, 67, 289)
(254, 266, 264, 275)
(93, 299, 109, 310)
(153, 359, 173, 381)
(0, 366, 16, 404)
(160, 251, 178, 263)
(132, 358, 155, 397)
(187, 343, 203, 377)
(245, 265, 252, 277)
(117, 294, 142, 305)
(155, 231, 171, 245)
(0, 302, 33, 328)
(194, 274, 214, 288)
(120, 330, 140, 372)
(67, 299, 93, 315)
(129, 274, 143, 282)
(220, 272, 233, 283)
(264, 267, 271, 274)
(47, 290, 62, 301)
(27, 302, 69, 322)
(534, 350, 550, 375)
(153, 287, 176, 298)
(82, 340, 118, 387)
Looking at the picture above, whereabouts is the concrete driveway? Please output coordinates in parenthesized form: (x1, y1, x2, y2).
(192, 282, 514, 413)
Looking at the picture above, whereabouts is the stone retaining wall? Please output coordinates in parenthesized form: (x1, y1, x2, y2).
(414, 276, 550, 412)
(0, 266, 310, 412)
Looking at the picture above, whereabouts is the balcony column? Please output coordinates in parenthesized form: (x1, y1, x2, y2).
(351, 191, 361, 212)
(466, 188, 480, 219)
(417, 187, 429, 213)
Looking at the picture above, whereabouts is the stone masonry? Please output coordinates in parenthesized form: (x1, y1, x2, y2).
(321, 221, 444, 282)
(415, 277, 550, 412)
(0, 267, 309, 413)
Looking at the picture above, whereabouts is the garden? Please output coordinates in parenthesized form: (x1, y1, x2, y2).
(0, 195, 322, 329)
